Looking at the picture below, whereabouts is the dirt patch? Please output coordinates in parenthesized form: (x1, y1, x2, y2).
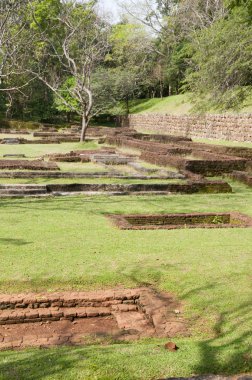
(0, 317, 119, 349)
(0, 288, 186, 350)
(107, 212, 252, 230)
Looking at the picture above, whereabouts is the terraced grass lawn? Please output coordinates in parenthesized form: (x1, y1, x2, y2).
(0, 180, 251, 379)
(0, 177, 183, 184)
(0, 141, 98, 158)
(0, 135, 251, 379)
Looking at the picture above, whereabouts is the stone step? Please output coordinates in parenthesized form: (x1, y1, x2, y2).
(0, 290, 140, 310)
(0, 194, 51, 198)
(0, 306, 111, 325)
(0, 184, 46, 190)
(0, 289, 187, 342)
(0, 184, 47, 196)
(0, 189, 47, 195)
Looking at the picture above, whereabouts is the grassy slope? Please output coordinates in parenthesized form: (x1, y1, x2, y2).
(129, 93, 252, 115)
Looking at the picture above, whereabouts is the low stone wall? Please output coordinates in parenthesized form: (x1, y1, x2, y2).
(140, 151, 246, 176)
(0, 120, 64, 131)
(47, 181, 232, 194)
(0, 138, 61, 145)
(0, 160, 59, 171)
(108, 212, 252, 230)
(230, 171, 252, 187)
(107, 135, 247, 176)
(117, 114, 252, 142)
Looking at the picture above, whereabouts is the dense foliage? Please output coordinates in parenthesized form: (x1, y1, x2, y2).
(0, 0, 251, 126)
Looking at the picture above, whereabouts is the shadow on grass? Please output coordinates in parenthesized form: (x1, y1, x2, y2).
(0, 238, 32, 246)
(192, 301, 252, 376)
(0, 345, 147, 380)
(0, 300, 250, 380)
(123, 271, 252, 377)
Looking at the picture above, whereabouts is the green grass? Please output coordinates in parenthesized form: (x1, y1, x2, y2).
(0, 137, 251, 379)
(0, 180, 251, 295)
(0, 177, 183, 184)
(129, 93, 252, 115)
(0, 181, 251, 378)
(57, 161, 108, 173)
(194, 138, 252, 149)
(0, 141, 98, 158)
(1, 336, 250, 380)
(129, 94, 193, 115)
(0, 133, 35, 140)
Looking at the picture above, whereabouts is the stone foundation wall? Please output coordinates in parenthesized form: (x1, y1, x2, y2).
(47, 182, 232, 194)
(108, 212, 252, 230)
(117, 114, 252, 142)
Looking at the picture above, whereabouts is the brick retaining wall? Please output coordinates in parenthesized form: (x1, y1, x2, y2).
(117, 114, 252, 142)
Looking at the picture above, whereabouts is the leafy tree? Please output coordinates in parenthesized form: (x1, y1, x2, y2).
(1, 0, 252, 120)
(185, 8, 252, 110)
(106, 22, 153, 112)
(227, 0, 252, 22)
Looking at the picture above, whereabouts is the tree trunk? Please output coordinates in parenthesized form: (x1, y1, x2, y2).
(160, 81, 163, 99)
(80, 114, 89, 142)
(168, 85, 172, 96)
(125, 97, 129, 115)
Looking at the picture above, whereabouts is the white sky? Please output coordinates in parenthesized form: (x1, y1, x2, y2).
(99, 0, 120, 21)
(100, 0, 119, 11)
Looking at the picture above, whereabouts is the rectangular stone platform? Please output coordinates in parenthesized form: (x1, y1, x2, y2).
(107, 212, 252, 230)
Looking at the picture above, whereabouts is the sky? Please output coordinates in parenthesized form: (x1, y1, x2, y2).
(100, 0, 119, 12)
(99, 0, 120, 21)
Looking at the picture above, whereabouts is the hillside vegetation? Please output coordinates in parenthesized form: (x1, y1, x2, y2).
(0, 1, 252, 128)
(129, 93, 252, 115)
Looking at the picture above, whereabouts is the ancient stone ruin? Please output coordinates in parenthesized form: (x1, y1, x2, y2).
(0, 288, 186, 350)
(0, 160, 59, 171)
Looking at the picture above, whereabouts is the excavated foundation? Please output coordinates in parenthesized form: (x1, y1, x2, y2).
(0, 288, 186, 350)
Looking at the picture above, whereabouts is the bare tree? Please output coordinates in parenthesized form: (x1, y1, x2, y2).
(0, 1, 34, 91)
(118, 0, 227, 44)
(0, 0, 38, 122)
(24, 0, 110, 141)
(176, 0, 227, 36)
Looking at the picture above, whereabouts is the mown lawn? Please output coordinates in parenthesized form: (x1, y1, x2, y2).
(0, 180, 251, 379)
(0, 177, 183, 184)
(0, 141, 98, 158)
